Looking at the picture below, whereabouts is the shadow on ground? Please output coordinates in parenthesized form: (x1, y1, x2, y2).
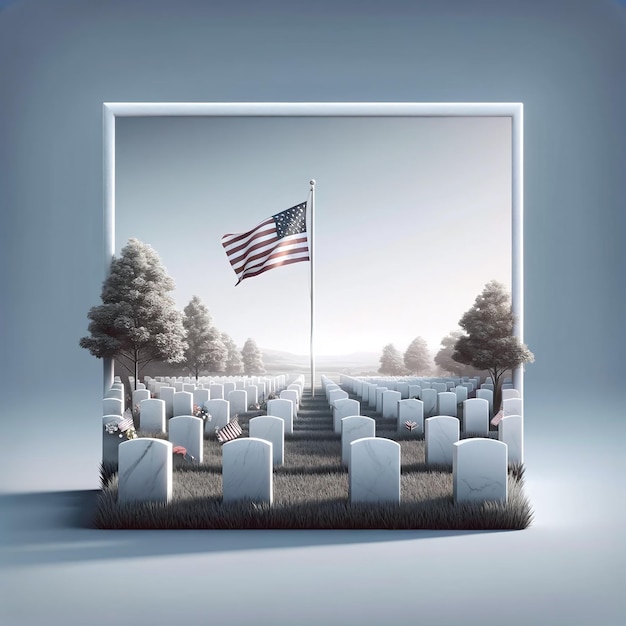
(0, 490, 514, 567)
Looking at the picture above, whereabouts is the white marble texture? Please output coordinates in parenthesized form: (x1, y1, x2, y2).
(158, 386, 175, 418)
(328, 389, 349, 407)
(136, 382, 146, 390)
(453, 385, 468, 405)
(227, 389, 248, 416)
(349, 437, 401, 504)
(480, 383, 494, 391)
(183, 383, 195, 393)
(256, 381, 267, 401)
(421, 388, 437, 418)
(420, 381, 432, 390)
(501, 388, 520, 401)
(173, 382, 184, 392)
(475, 389, 494, 416)
(341, 416, 376, 466)
(222, 382, 235, 396)
(431, 382, 447, 394)
(192, 388, 210, 408)
(102, 397, 123, 416)
(266, 398, 294, 434)
(204, 398, 230, 432)
(382, 390, 402, 419)
(325, 384, 340, 400)
(244, 385, 259, 406)
(333, 398, 360, 434)
(117, 437, 173, 505)
(463, 398, 490, 434)
(395, 382, 409, 399)
(397, 398, 424, 434)
(249, 415, 284, 466)
(437, 391, 458, 417)
(407, 384, 422, 399)
(425, 415, 460, 465)
(172, 391, 193, 417)
(222, 438, 273, 504)
(235, 380, 245, 390)
(503, 397, 522, 417)
(105, 388, 124, 402)
(375, 387, 388, 413)
(280, 390, 300, 417)
(499, 414, 523, 464)
(169, 415, 204, 463)
(366, 384, 377, 408)
(132, 389, 150, 408)
(102, 415, 124, 465)
(139, 399, 166, 433)
(453, 438, 508, 503)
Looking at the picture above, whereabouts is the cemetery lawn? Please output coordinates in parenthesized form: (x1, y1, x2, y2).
(95, 395, 533, 530)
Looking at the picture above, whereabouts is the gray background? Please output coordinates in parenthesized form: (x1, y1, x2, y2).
(0, 1, 624, 625)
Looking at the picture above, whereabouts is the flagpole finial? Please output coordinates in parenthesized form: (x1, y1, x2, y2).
(309, 179, 316, 187)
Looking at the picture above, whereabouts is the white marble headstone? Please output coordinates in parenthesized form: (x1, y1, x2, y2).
(341, 415, 376, 466)
(279, 390, 300, 417)
(502, 388, 520, 401)
(102, 397, 123, 417)
(169, 415, 204, 463)
(398, 398, 424, 434)
(498, 414, 523, 464)
(463, 398, 490, 434)
(266, 398, 294, 434)
(132, 388, 150, 408)
(420, 388, 437, 418)
(117, 438, 172, 505)
(227, 389, 248, 416)
(503, 397, 522, 417)
(139, 398, 166, 433)
(453, 438, 508, 503)
(475, 389, 494, 416)
(249, 415, 284, 466)
(158, 386, 175, 419)
(437, 391, 458, 417)
(222, 438, 273, 504)
(204, 398, 230, 432)
(375, 387, 389, 413)
(333, 398, 360, 434)
(382, 390, 402, 419)
(425, 415, 460, 465)
(193, 388, 210, 408)
(172, 391, 193, 417)
(349, 437, 401, 504)
(453, 385, 468, 405)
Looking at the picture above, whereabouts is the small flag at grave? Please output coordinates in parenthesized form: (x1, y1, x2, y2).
(216, 417, 243, 444)
(221, 202, 309, 285)
(405, 420, 418, 431)
(491, 409, 504, 426)
(119, 409, 135, 432)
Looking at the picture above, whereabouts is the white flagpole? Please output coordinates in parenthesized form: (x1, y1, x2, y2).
(309, 179, 316, 398)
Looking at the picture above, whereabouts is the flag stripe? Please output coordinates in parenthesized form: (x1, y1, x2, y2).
(221, 202, 309, 285)
(232, 234, 308, 273)
(216, 417, 243, 443)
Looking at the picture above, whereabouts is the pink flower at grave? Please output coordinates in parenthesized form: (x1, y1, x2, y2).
(173, 446, 187, 456)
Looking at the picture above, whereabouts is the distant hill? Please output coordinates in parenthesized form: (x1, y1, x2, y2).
(260, 348, 380, 375)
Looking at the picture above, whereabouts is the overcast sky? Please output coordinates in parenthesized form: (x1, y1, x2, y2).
(115, 115, 512, 357)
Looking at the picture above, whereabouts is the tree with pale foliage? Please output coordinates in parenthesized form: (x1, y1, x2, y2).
(182, 295, 227, 379)
(378, 343, 406, 375)
(221, 332, 244, 375)
(434, 331, 471, 376)
(403, 336, 431, 375)
(241, 338, 265, 375)
(79, 238, 187, 389)
(452, 280, 534, 410)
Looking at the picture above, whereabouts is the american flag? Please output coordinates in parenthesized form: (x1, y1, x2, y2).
(119, 409, 135, 432)
(221, 202, 309, 285)
(216, 417, 243, 443)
